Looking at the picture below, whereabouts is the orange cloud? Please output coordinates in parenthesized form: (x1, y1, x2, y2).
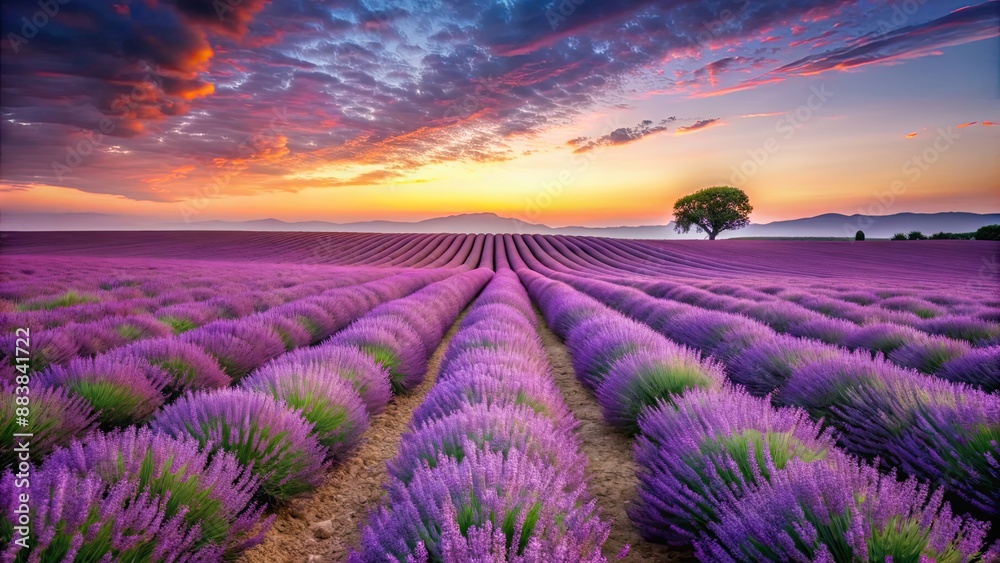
(905, 132, 918, 139)
(982, 121, 996, 127)
(956, 121, 977, 128)
(675, 119, 723, 135)
(740, 112, 784, 118)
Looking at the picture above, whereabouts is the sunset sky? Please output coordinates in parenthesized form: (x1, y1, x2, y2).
(1, 0, 998, 227)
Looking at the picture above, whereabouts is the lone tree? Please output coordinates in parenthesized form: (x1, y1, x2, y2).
(855, 230, 865, 241)
(673, 186, 752, 240)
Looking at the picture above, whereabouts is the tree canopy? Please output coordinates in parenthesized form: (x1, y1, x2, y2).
(672, 186, 753, 240)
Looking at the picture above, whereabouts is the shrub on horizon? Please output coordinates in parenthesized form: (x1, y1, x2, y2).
(891, 232, 908, 240)
(974, 224, 1000, 240)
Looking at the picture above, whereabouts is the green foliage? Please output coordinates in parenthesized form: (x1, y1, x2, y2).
(974, 224, 1000, 241)
(158, 315, 196, 334)
(855, 230, 865, 241)
(16, 290, 97, 311)
(929, 232, 974, 240)
(673, 186, 753, 240)
(907, 231, 926, 240)
(891, 233, 908, 241)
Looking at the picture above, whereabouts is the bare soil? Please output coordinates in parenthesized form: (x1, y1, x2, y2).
(536, 316, 691, 562)
(238, 319, 462, 563)
(242, 312, 689, 562)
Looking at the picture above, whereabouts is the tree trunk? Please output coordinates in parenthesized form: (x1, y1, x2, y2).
(708, 231, 718, 240)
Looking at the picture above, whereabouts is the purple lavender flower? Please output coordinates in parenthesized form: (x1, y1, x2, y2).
(695, 459, 990, 562)
(351, 448, 609, 562)
(156, 301, 220, 333)
(115, 337, 230, 399)
(269, 344, 392, 415)
(630, 387, 838, 545)
(878, 295, 946, 319)
(412, 371, 574, 433)
(1, 465, 220, 561)
(728, 334, 839, 396)
(938, 345, 1000, 392)
(34, 427, 271, 557)
(37, 354, 166, 428)
(330, 316, 428, 393)
(660, 310, 775, 362)
(785, 316, 855, 345)
(391, 405, 585, 487)
(2, 328, 78, 372)
(595, 348, 724, 434)
(567, 317, 670, 389)
(151, 388, 328, 503)
(182, 319, 287, 379)
(740, 301, 814, 332)
(0, 382, 98, 468)
(887, 390, 1000, 514)
(843, 322, 924, 355)
(255, 311, 313, 350)
(437, 347, 551, 384)
(920, 314, 1000, 344)
(887, 333, 971, 374)
(243, 361, 370, 459)
(270, 300, 340, 343)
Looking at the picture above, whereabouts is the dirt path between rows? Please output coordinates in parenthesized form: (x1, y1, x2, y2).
(239, 317, 463, 563)
(536, 316, 691, 562)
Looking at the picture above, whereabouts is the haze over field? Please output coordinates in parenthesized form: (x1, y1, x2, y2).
(2, 0, 998, 229)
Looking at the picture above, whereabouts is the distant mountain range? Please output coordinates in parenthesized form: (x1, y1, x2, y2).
(2, 211, 998, 240)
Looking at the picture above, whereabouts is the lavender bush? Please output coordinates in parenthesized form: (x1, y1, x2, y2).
(630, 388, 838, 545)
(37, 354, 166, 428)
(151, 388, 328, 503)
(243, 361, 370, 459)
(351, 449, 609, 562)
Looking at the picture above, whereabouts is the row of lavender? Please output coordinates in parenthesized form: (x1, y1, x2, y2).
(509, 258, 993, 560)
(1, 268, 490, 561)
(528, 233, 998, 326)
(1, 260, 394, 374)
(521, 234, 1000, 391)
(1, 269, 452, 469)
(353, 265, 611, 561)
(603, 275, 999, 391)
(512, 235, 999, 519)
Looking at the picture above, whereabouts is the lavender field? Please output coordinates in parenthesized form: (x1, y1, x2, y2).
(1, 232, 998, 562)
